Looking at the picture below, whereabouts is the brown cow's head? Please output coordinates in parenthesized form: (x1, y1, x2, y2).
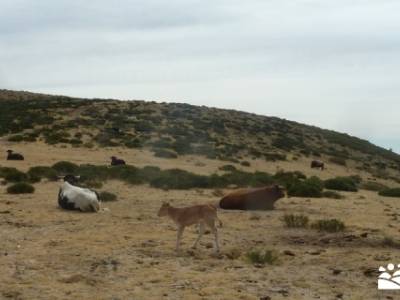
(273, 184, 286, 198)
(157, 202, 170, 217)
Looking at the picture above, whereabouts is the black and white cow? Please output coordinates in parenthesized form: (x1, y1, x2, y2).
(110, 156, 126, 166)
(58, 175, 100, 212)
(6, 150, 24, 160)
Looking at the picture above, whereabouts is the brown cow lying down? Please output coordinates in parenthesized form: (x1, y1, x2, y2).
(219, 185, 285, 210)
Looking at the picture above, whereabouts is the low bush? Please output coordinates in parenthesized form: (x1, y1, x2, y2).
(99, 191, 117, 202)
(153, 148, 178, 159)
(287, 176, 323, 197)
(219, 165, 237, 172)
(27, 166, 58, 181)
(311, 219, 345, 232)
(7, 182, 35, 194)
(282, 214, 309, 228)
(246, 249, 279, 265)
(379, 188, 400, 198)
(8, 134, 24, 142)
(361, 181, 388, 192)
(150, 169, 209, 189)
(273, 170, 307, 188)
(329, 157, 347, 166)
(321, 190, 344, 199)
(52, 161, 79, 174)
(264, 152, 286, 161)
(124, 138, 142, 148)
(381, 236, 400, 248)
(324, 176, 358, 192)
(0, 167, 28, 182)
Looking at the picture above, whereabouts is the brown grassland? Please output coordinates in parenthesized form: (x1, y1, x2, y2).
(1, 141, 400, 300)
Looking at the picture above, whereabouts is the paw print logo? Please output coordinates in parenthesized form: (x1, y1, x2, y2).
(378, 263, 400, 290)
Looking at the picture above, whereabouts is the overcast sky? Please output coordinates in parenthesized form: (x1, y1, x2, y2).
(1, 0, 399, 152)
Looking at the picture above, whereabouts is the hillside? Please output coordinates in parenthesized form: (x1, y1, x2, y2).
(2, 89, 400, 299)
(1, 89, 399, 183)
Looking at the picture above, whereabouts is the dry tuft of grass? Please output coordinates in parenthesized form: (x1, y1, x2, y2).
(246, 249, 279, 266)
(311, 219, 345, 232)
(282, 214, 309, 228)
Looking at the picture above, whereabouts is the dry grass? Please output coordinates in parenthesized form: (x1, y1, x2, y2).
(0, 140, 400, 299)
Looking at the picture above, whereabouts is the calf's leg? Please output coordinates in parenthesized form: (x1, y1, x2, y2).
(212, 227, 220, 253)
(192, 223, 204, 249)
(176, 226, 185, 252)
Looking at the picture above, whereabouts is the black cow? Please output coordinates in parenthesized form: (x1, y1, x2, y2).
(311, 160, 324, 170)
(111, 156, 126, 166)
(6, 150, 24, 160)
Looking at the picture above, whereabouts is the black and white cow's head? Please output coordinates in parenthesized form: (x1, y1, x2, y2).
(59, 174, 80, 185)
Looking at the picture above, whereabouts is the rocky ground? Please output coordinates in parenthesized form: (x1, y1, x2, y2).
(1, 142, 400, 300)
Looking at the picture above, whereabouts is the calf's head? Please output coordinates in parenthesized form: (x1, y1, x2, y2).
(157, 202, 170, 217)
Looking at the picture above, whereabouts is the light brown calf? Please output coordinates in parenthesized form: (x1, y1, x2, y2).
(157, 202, 221, 253)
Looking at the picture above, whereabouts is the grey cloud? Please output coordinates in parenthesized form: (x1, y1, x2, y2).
(1, 0, 400, 152)
(0, 0, 231, 35)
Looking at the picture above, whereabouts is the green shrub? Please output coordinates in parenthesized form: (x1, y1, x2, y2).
(246, 249, 279, 265)
(311, 219, 345, 232)
(8, 134, 24, 142)
(0, 167, 28, 182)
(27, 166, 58, 181)
(219, 164, 237, 172)
(124, 138, 142, 148)
(382, 236, 400, 248)
(287, 176, 323, 197)
(52, 161, 79, 174)
(324, 177, 358, 192)
(272, 136, 297, 151)
(321, 190, 344, 199)
(379, 188, 400, 198)
(7, 182, 35, 194)
(83, 179, 103, 189)
(348, 175, 362, 184)
(282, 214, 309, 228)
(214, 170, 273, 188)
(264, 152, 286, 161)
(153, 148, 178, 159)
(99, 191, 117, 202)
(69, 138, 83, 145)
(361, 181, 388, 192)
(83, 142, 95, 148)
(150, 169, 209, 189)
(273, 170, 306, 188)
(44, 131, 70, 144)
(172, 138, 193, 155)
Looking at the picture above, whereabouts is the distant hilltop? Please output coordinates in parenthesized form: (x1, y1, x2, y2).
(1, 89, 399, 181)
